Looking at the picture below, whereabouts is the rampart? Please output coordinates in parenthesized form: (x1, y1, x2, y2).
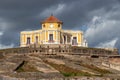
(0, 44, 119, 57)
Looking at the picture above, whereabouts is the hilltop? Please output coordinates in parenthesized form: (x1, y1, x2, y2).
(0, 48, 119, 80)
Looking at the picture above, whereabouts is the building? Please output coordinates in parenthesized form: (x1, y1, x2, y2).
(20, 15, 88, 47)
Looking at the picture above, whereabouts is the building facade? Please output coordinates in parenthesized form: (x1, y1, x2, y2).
(20, 15, 88, 47)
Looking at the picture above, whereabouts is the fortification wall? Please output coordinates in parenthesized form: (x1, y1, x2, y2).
(0, 45, 119, 56)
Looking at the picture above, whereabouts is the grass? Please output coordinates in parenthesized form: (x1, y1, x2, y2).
(43, 60, 93, 77)
(79, 63, 112, 74)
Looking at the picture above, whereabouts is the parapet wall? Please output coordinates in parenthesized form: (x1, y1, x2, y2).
(0, 44, 119, 56)
(72, 47, 119, 56)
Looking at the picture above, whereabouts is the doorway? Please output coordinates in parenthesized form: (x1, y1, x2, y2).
(72, 37, 77, 45)
(27, 37, 30, 45)
(49, 34, 53, 41)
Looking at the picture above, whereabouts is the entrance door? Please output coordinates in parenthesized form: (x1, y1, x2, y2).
(72, 37, 77, 45)
(27, 37, 30, 45)
(49, 34, 53, 41)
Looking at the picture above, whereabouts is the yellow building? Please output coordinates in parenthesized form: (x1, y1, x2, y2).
(20, 15, 88, 47)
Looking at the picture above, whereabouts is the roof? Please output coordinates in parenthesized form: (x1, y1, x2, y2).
(41, 15, 63, 24)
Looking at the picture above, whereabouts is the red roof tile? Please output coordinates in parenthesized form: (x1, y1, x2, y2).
(42, 15, 63, 23)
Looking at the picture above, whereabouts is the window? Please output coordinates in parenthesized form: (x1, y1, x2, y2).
(43, 24, 45, 28)
(27, 37, 30, 45)
(58, 24, 60, 27)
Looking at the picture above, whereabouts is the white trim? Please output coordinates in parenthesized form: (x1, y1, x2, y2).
(30, 35, 32, 44)
(45, 30, 46, 42)
(71, 36, 72, 45)
(66, 35, 67, 44)
(48, 31, 49, 41)
(77, 33, 78, 43)
(53, 31, 54, 41)
(40, 32, 42, 44)
(24, 34, 25, 44)
(81, 33, 83, 43)
(39, 32, 40, 43)
(43, 41, 60, 44)
(56, 30, 57, 42)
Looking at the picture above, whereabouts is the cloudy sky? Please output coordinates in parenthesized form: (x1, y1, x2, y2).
(0, 0, 120, 50)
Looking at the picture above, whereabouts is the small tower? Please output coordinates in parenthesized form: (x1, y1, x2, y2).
(41, 15, 63, 30)
(40, 15, 63, 44)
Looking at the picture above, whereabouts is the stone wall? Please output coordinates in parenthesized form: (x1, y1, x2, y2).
(72, 47, 119, 56)
(102, 62, 120, 71)
(102, 58, 120, 71)
(0, 45, 119, 57)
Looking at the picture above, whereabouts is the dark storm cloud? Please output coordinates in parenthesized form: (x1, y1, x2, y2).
(0, 0, 120, 50)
